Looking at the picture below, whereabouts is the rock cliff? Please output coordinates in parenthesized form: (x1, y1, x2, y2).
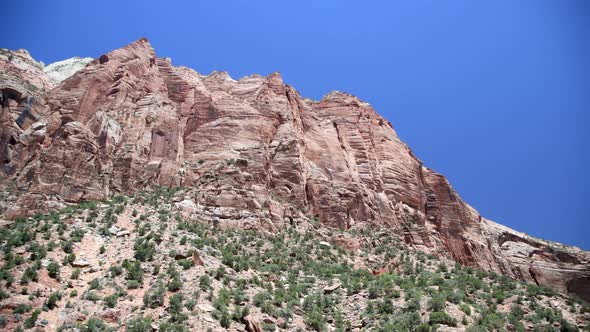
(1, 39, 588, 301)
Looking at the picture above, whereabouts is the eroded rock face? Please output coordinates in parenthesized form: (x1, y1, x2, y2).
(1, 39, 588, 300)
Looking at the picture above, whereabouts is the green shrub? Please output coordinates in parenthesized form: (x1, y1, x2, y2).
(13, 304, 32, 314)
(261, 322, 277, 331)
(63, 253, 76, 265)
(143, 283, 165, 308)
(127, 316, 152, 332)
(88, 278, 101, 290)
(177, 259, 193, 270)
(232, 305, 250, 322)
(429, 312, 457, 327)
(460, 303, 471, 315)
(76, 317, 113, 331)
(405, 298, 421, 312)
(169, 293, 188, 323)
(148, 264, 159, 276)
(46, 292, 61, 310)
(526, 284, 556, 298)
(185, 298, 197, 311)
(159, 322, 188, 332)
(86, 291, 101, 302)
(253, 291, 272, 307)
(109, 265, 123, 277)
(199, 275, 211, 291)
(20, 266, 38, 284)
(471, 307, 505, 331)
(46, 261, 60, 279)
(219, 309, 231, 328)
(304, 307, 326, 331)
(168, 273, 182, 292)
(104, 294, 118, 308)
(415, 322, 432, 332)
(134, 239, 156, 262)
(429, 293, 447, 312)
(124, 260, 143, 285)
(61, 241, 73, 254)
(127, 280, 141, 289)
(23, 309, 40, 328)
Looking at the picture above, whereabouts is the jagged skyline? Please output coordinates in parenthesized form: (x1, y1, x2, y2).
(3, 1, 588, 248)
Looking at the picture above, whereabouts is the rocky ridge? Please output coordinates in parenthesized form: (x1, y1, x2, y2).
(0, 39, 589, 303)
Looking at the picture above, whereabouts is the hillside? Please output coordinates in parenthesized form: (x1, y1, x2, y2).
(0, 39, 589, 331)
(0, 189, 588, 331)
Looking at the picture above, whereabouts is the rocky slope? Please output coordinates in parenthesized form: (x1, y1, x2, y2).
(0, 190, 588, 331)
(0, 38, 589, 305)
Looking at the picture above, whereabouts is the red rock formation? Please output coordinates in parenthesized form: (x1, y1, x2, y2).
(1, 39, 588, 301)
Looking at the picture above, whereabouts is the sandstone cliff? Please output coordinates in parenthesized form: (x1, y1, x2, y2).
(1, 39, 588, 301)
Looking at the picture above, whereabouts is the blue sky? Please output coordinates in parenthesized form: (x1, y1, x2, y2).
(2, 1, 589, 249)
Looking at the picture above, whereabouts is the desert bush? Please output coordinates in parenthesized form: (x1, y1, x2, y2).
(127, 280, 141, 289)
(429, 293, 447, 312)
(429, 311, 457, 327)
(13, 303, 32, 314)
(526, 284, 556, 298)
(123, 260, 144, 285)
(109, 265, 123, 277)
(143, 283, 166, 308)
(75, 317, 113, 332)
(20, 266, 38, 284)
(167, 268, 182, 292)
(23, 309, 40, 328)
(47, 260, 60, 279)
(104, 294, 118, 308)
(460, 303, 472, 315)
(261, 322, 276, 331)
(61, 240, 73, 254)
(169, 293, 188, 323)
(88, 278, 101, 290)
(127, 316, 152, 332)
(177, 259, 193, 270)
(199, 274, 211, 291)
(46, 292, 62, 310)
(85, 291, 101, 302)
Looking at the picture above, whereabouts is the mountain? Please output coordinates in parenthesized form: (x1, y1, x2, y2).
(0, 39, 588, 331)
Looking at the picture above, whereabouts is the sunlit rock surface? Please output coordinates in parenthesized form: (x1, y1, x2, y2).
(1, 39, 588, 301)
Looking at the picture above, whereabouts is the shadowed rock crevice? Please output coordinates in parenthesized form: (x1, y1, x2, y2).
(567, 277, 590, 302)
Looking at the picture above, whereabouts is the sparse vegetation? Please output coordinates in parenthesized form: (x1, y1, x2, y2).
(0, 189, 586, 331)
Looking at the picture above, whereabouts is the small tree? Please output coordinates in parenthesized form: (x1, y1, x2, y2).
(47, 261, 60, 279)
(46, 292, 61, 310)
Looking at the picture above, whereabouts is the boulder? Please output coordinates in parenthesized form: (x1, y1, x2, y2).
(72, 259, 91, 268)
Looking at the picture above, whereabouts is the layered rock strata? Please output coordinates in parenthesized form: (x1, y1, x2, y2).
(1, 39, 588, 300)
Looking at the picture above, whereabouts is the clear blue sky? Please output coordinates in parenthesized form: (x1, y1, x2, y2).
(2, 1, 589, 249)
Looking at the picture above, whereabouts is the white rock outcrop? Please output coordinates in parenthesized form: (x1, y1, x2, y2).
(43, 56, 93, 83)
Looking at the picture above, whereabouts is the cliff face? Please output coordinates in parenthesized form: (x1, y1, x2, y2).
(1, 39, 588, 301)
